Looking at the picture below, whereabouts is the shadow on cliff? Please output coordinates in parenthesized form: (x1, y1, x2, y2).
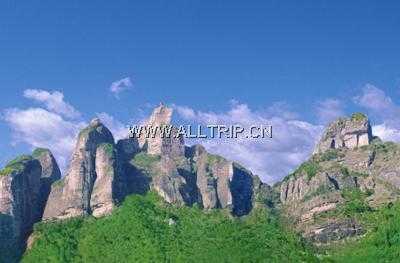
(177, 167, 199, 206)
(230, 166, 254, 216)
(0, 213, 24, 263)
(120, 162, 151, 198)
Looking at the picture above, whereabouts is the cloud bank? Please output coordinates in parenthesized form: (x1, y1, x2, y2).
(175, 102, 322, 183)
(2, 84, 400, 184)
(354, 84, 400, 142)
(2, 89, 127, 172)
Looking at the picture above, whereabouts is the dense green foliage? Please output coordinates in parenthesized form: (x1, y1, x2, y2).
(339, 188, 371, 216)
(325, 202, 400, 262)
(23, 193, 316, 263)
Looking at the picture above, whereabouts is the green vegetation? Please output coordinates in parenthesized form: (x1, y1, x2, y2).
(340, 166, 369, 179)
(339, 188, 371, 217)
(315, 188, 372, 221)
(53, 178, 65, 188)
(206, 153, 225, 166)
(351, 112, 367, 122)
(130, 152, 161, 172)
(98, 143, 115, 157)
(283, 159, 321, 182)
(302, 185, 332, 202)
(324, 202, 400, 262)
(32, 148, 49, 158)
(298, 161, 320, 181)
(0, 155, 32, 177)
(371, 141, 398, 154)
(318, 149, 342, 162)
(23, 193, 317, 263)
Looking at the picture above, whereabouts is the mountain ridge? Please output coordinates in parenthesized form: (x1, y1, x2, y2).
(2, 105, 400, 262)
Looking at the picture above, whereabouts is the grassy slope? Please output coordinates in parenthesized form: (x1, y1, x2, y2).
(322, 202, 400, 262)
(23, 193, 316, 263)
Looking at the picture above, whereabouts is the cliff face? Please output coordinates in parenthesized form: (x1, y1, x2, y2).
(186, 145, 255, 216)
(32, 148, 61, 219)
(40, 105, 259, 222)
(10, 106, 398, 255)
(128, 106, 258, 216)
(43, 118, 118, 220)
(0, 149, 60, 259)
(277, 114, 400, 244)
(313, 113, 372, 155)
(138, 103, 185, 157)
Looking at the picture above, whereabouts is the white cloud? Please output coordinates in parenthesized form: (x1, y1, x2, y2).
(354, 84, 395, 112)
(24, 89, 81, 119)
(2, 90, 127, 173)
(2, 107, 86, 171)
(372, 124, 400, 142)
(354, 84, 400, 142)
(316, 98, 345, 124)
(96, 112, 128, 140)
(174, 102, 322, 184)
(110, 77, 133, 98)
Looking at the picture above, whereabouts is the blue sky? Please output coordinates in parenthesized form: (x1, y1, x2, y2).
(1, 1, 400, 183)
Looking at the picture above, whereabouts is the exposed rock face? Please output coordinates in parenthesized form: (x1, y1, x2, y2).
(278, 113, 400, 244)
(0, 155, 43, 259)
(314, 113, 372, 155)
(305, 218, 365, 244)
(138, 104, 185, 157)
(43, 119, 118, 220)
(152, 156, 187, 205)
(32, 148, 61, 219)
(186, 145, 254, 216)
(90, 143, 119, 217)
(117, 138, 140, 160)
(38, 106, 259, 222)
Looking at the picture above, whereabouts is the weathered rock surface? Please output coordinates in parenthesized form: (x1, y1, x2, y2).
(278, 113, 400, 244)
(138, 104, 185, 157)
(129, 105, 256, 215)
(43, 119, 118, 220)
(32, 148, 61, 219)
(17, 105, 258, 227)
(314, 113, 372, 155)
(0, 155, 43, 259)
(90, 143, 119, 217)
(304, 218, 365, 244)
(186, 144, 255, 216)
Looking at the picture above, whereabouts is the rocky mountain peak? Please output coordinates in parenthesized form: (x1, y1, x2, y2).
(0, 148, 60, 258)
(43, 121, 117, 220)
(147, 103, 173, 125)
(90, 117, 102, 127)
(139, 104, 185, 157)
(314, 112, 372, 154)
